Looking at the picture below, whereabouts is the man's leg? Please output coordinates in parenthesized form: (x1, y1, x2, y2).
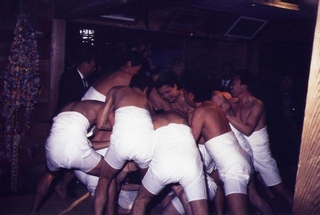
(93, 160, 119, 215)
(131, 184, 155, 215)
(210, 170, 225, 215)
(30, 171, 56, 215)
(226, 193, 248, 215)
(248, 178, 274, 214)
(171, 184, 193, 215)
(55, 169, 75, 201)
(161, 201, 181, 215)
(271, 183, 293, 208)
(189, 199, 209, 215)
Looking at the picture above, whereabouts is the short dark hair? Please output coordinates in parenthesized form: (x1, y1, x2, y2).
(221, 62, 234, 70)
(120, 51, 145, 67)
(74, 51, 95, 66)
(184, 75, 212, 102)
(154, 72, 179, 89)
(150, 68, 166, 81)
(235, 70, 256, 91)
(129, 74, 153, 92)
(171, 58, 185, 67)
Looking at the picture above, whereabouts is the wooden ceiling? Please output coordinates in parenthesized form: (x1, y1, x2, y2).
(54, 0, 318, 44)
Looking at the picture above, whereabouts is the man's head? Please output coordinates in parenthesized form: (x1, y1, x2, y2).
(230, 70, 255, 97)
(171, 58, 186, 78)
(281, 73, 293, 91)
(129, 74, 153, 95)
(75, 52, 96, 78)
(150, 68, 167, 82)
(154, 73, 181, 103)
(221, 62, 235, 80)
(121, 51, 145, 75)
(184, 75, 213, 107)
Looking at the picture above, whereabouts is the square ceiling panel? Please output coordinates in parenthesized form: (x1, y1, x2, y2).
(224, 16, 268, 40)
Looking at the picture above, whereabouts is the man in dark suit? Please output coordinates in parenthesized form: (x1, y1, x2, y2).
(55, 52, 96, 115)
(214, 62, 235, 93)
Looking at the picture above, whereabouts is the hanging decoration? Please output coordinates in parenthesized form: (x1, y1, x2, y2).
(2, 6, 41, 192)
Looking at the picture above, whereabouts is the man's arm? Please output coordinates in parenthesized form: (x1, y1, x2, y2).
(223, 100, 264, 136)
(148, 91, 171, 111)
(96, 94, 114, 130)
(91, 140, 110, 150)
(190, 108, 204, 142)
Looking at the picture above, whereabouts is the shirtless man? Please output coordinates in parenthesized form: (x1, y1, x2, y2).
(148, 68, 171, 113)
(183, 76, 252, 215)
(82, 51, 144, 102)
(212, 91, 274, 215)
(221, 70, 293, 208)
(154, 73, 194, 119)
(30, 100, 112, 215)
(81, 51, 144, 214)
(94, 74, 155, 215)
(131, 109, 209, 215)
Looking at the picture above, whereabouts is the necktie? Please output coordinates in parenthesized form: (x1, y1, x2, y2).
(82, 78, 88, 87)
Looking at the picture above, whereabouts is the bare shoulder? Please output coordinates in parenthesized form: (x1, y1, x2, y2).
(252, 97, 264, 109)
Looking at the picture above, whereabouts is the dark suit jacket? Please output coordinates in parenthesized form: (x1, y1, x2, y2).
(213, 78, 231, 93)
(54, 68, 89, 115)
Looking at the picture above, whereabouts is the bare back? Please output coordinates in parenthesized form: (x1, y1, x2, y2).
(93, 69, 133, 95)
(109, 86, 153, 112)
(60, 100, 104, 126)
(152, 109, 189, 130)
(191, 101, 230, 142)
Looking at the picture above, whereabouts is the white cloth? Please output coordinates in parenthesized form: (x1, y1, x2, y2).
(104, 106, 155, 169)
(142, 124, 207, 202)
(118, 190, 138, 210)
(205, 131, 252, 195)
(198, 144, 216, 174)
(229, 123, 253, 161)
(244, 126, 282, 186)
(81, 86, 106, 102)
(46, 112, 101, 173)
(171, 175, 217, 214)
(74, 148, 108, 196)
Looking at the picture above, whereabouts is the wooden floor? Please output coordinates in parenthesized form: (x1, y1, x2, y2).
(0, 163, 296, 215)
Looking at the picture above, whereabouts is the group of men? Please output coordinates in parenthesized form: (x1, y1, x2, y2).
(30, 51, 293, 215)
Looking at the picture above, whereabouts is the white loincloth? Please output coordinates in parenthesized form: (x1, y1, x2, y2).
(142, 123, 207, 202)
(46, 112, 101, 173)
(229, 123, 254, 161)
(244, 126, 282, 186)
(105, 106, 155, 169)
(171, 175, 217, 214)
(81, 86, 106, 102)
(198, 144, 216, 174)
(205, 131, 252, 195)
(74, 148, 108, 196)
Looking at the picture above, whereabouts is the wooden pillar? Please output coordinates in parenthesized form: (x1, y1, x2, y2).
(293, 2, 320, 214)
(49, 19, 66, 118)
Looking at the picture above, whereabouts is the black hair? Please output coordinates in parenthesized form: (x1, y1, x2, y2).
(153, 72, 180, 89)
(150, 68, 166, 80)
(129, 74, 153, 93)
(234, 69, 256, 92)
(74, 50, 95, 66)
(170, 58, 185, 67)
(120, 51, 145, 67)
(221, 61, 235, 70)
(184, 74, 213, 102)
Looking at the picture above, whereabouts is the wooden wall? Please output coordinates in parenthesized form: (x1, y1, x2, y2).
(293, 2, 320, 213)
(0, 1, 53, 193)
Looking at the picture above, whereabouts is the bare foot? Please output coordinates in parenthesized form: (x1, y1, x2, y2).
(55, 184, 69, 202)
